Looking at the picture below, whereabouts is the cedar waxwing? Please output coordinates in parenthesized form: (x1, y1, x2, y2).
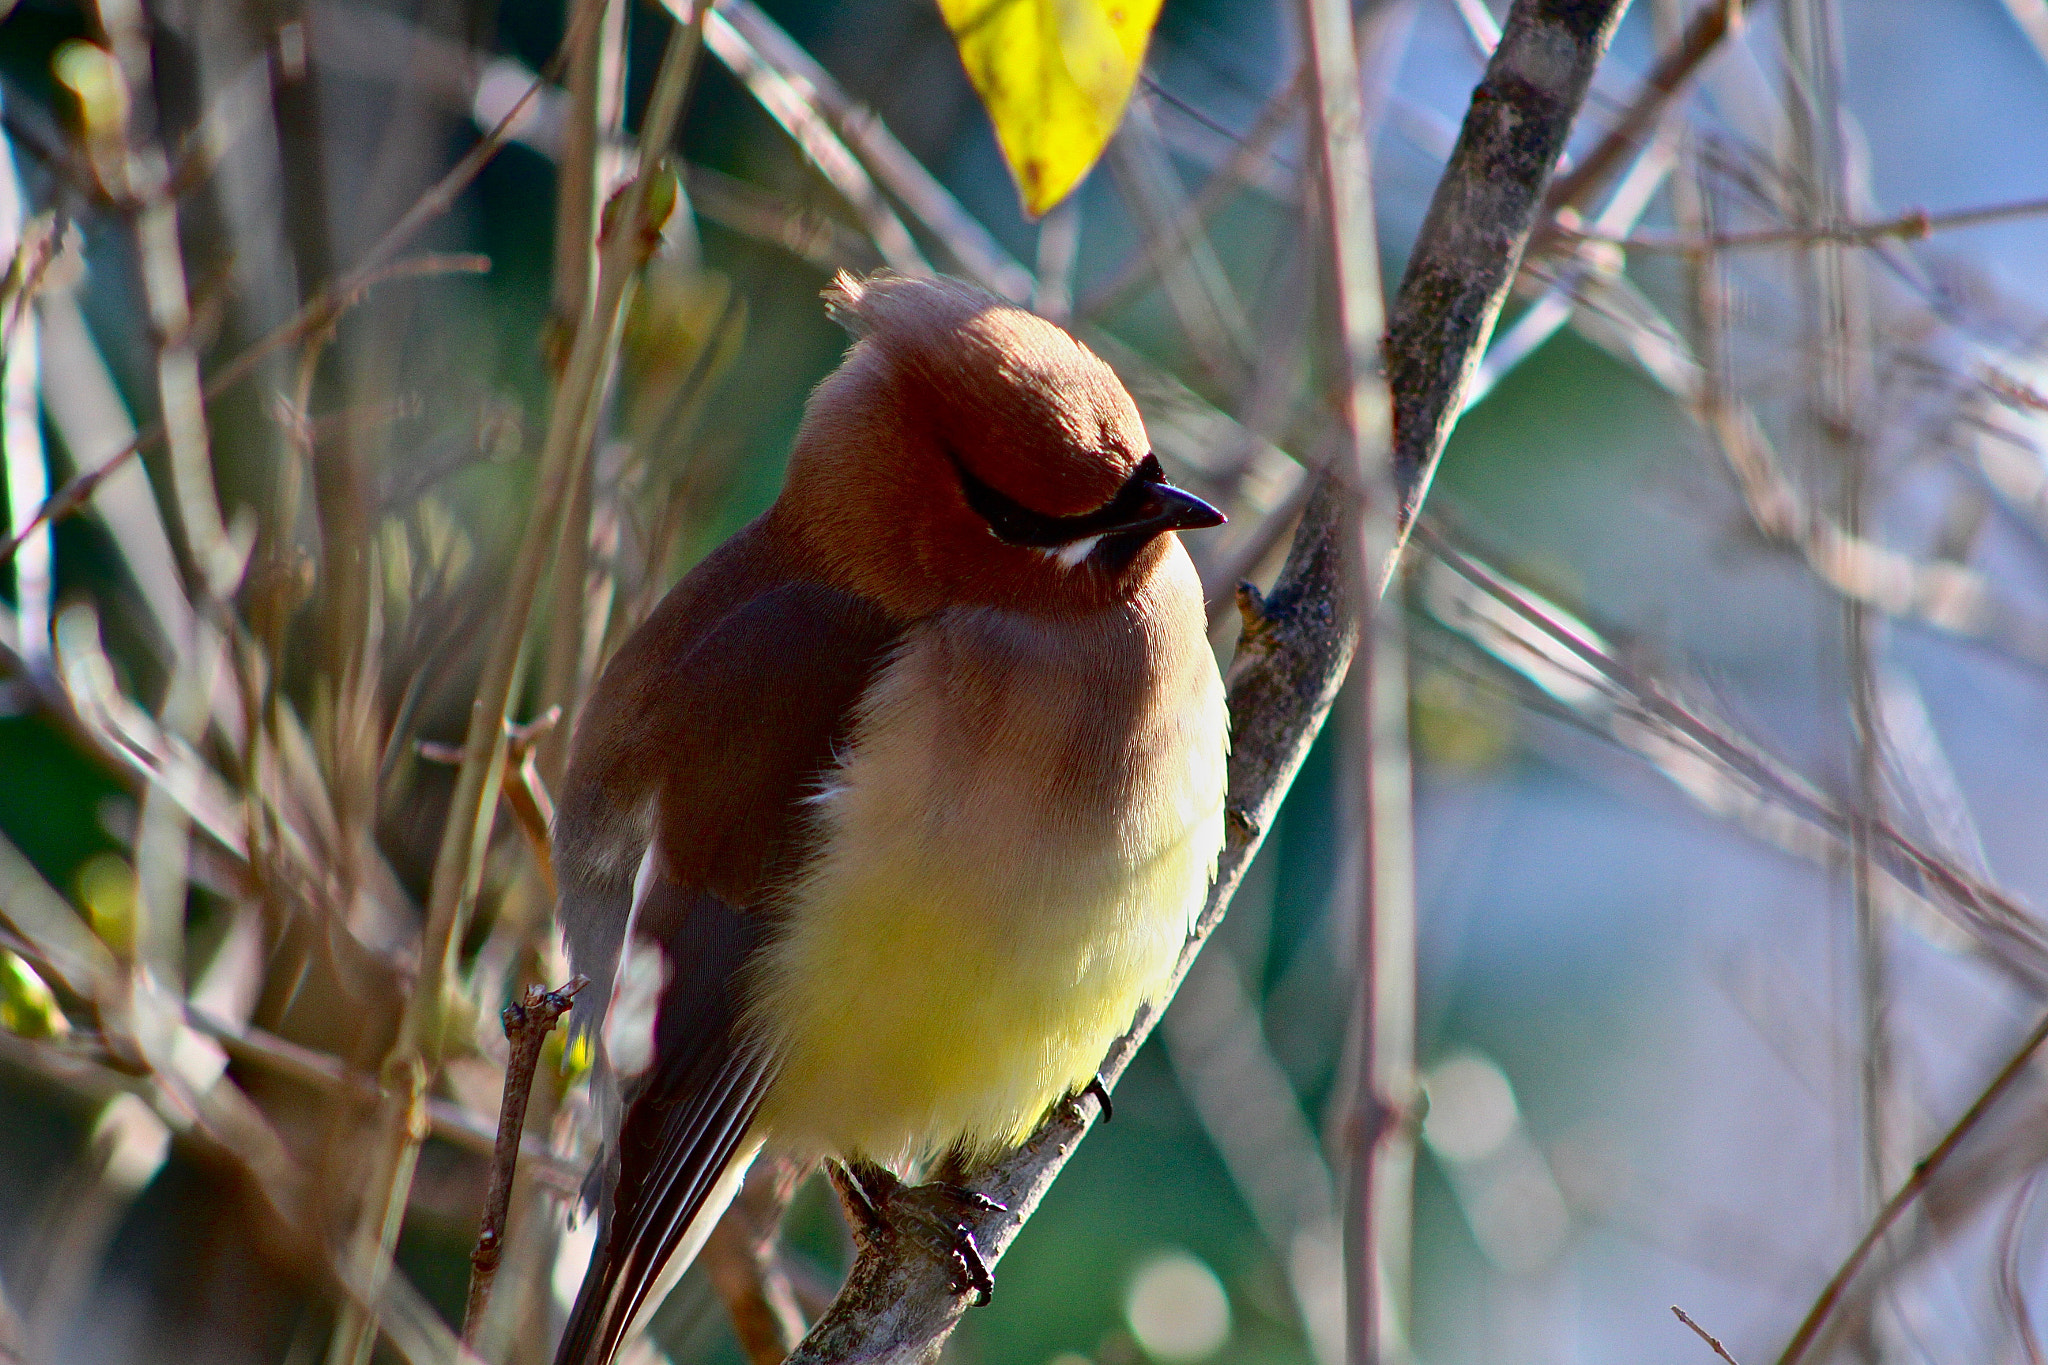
(550, 272, 1229, 1365)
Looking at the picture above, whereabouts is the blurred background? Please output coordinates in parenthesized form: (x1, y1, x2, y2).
(6, 0, 2048, 1363)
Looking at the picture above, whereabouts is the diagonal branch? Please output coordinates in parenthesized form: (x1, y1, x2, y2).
(1534, 0, 1749, 238)
(783, 0, 1628, 1359)
(1775, 1007, 2048, 1365)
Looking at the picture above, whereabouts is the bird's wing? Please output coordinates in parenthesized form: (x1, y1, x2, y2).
(553, 580, 898, 1365)
(555, 871, 772, 1365)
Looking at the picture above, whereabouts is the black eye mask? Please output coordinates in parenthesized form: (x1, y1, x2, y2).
(951, 452, 1223, 548)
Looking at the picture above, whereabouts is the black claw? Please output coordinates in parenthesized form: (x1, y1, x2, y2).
(831, 1164, 1003, 1305)
(953, 1226, 994, 1306)
(1084, 1074, 1114, 1123)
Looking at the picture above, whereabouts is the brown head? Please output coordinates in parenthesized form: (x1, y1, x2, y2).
(772, 272, 1222, 618)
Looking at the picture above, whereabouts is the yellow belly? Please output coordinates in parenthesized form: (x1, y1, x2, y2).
(750, 811, 1215, 1163)
(747, 596, 1227, 1165)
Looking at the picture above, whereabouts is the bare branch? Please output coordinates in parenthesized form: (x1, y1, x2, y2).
(1414, 521, 2048, 982)
(698, 11, 927, 275)
(1536, 0, 1750, 236)
(1561, 196, 2048, 252)
(1776, 1008, 2048, 1365)
(1674, 1305, 1746, 1365)
(2, 242, 486, 573)
(713, 0, 1036, 302)
(462, 976, 586, 1344)
(0, 0, 538, 577)
(1080, 67, 1305, 323)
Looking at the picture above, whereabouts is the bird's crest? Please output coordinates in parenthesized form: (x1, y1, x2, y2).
(822, 270, 872, 336)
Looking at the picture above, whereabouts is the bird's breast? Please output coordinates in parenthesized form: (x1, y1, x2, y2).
(748, 556, 1227, 1164)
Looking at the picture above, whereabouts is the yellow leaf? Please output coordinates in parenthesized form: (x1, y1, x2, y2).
(938, 0, 1165, 218)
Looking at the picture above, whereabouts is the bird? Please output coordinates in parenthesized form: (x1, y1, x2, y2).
(549, 271, 1229, 1365)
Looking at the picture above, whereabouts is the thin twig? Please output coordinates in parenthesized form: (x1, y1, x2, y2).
(0, 3, 539, 576)
(1080, 65, 1306, 323)
(1294, 0, 1409, 1361)
(712, 0, 1035, 301)
(1535, 0, 1750, 239)
(549, 0, 623, 352)
(1161, 948, 1344, 1365)
(1561, 196, 2048, 253)
(174, 1002, 583, 1193)
(1415, 539, 2043, 1000)
(1674, 1305, 1746, 1365)
(1, 247, 483, 570)
(1415, 520, 2048, 980)
(96, 0, 237, 599)
(418, 707, 562, 899)
(1107, 99, 1254, 391)
(1775, 1007, 2048, 1365)
(540, 0, 626, 790)
(698, 12, 927, 274)
(461, 976, 586, 1344)
(0, 198, 51, 676)
(1525, 160, 2048, 674)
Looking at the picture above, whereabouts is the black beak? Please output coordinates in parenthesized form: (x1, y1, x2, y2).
(1099, 478, 1227, 537)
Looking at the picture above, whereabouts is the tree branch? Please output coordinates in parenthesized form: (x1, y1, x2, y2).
(783, 0, 1627, 1359)
(462, 976, 586, 1344)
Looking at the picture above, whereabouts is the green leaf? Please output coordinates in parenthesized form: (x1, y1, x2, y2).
(938, 0, 1166, 218)
(0, 829, 118, 1001)
(0, 950, 68, 1039)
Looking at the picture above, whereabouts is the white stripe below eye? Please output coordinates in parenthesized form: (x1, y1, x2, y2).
(1055, 535, 1101, 569)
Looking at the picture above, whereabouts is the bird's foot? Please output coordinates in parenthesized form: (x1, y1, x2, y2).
(829, 1160, 1006, 1306)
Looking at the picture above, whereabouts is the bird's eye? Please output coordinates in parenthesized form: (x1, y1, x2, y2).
(949, 451, 1165, 548)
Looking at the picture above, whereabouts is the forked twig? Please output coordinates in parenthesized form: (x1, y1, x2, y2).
(461, 975, 588, 1345)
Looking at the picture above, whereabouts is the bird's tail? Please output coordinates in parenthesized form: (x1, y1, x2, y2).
(553, 1131, 765, 1365)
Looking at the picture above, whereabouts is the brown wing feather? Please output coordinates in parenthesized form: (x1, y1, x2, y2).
(554, 518, 802, 1031)
(555, 873, 776, 1365)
